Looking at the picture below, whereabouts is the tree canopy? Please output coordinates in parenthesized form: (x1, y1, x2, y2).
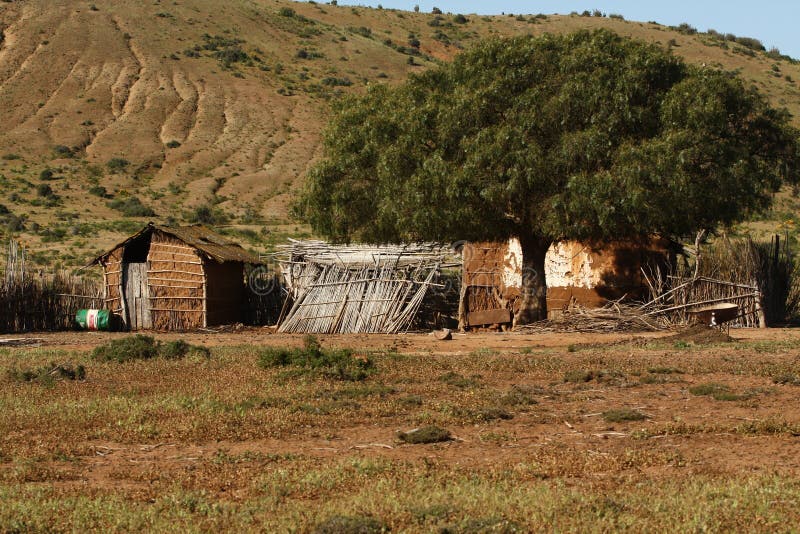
(296, 29, 800, 322)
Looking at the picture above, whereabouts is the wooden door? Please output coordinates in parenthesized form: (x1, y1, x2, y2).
(123, 263, 151, 329)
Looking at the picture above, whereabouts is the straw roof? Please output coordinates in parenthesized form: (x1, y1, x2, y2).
(89, 223, 262, 265)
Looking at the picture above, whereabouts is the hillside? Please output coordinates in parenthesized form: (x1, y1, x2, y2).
(1, 0, 799, 268)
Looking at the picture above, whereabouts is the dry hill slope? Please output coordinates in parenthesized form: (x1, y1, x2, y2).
(0, 0, 798, 267)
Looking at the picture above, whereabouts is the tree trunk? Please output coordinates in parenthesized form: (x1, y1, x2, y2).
(514, 234, 552, 327)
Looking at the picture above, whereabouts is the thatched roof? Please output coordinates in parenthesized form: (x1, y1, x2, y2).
(89, 223, 262, 265)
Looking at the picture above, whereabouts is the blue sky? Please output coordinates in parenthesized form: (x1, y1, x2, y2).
(328, 0, 800, 59)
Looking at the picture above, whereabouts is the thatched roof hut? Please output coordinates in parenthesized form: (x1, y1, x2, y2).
(89, 223, 261, 330)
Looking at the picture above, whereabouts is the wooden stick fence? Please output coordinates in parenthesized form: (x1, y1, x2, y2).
(274, 241, 456, 334)
(0, 241, 102, 333)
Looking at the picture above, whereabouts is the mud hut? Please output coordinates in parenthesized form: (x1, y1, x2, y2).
(89, 223, 261, 330)
(460, 238, 676, 328)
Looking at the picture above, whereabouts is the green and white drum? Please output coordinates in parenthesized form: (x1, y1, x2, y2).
(75, 309, 112, 331)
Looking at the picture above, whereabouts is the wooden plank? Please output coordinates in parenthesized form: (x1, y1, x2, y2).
(467, 308, 511, 326)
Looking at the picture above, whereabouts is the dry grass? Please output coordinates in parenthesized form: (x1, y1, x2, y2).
(2, 332, 800, 530)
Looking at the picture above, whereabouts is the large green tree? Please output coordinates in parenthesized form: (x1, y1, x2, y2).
(297, 29, 800, 323)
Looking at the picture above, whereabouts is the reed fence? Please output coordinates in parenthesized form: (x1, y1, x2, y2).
(641, 234, 799, 328)
(1, 241, 102, 333)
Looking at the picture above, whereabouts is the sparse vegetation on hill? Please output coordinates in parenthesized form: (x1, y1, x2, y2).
(0, 0, 798, 267)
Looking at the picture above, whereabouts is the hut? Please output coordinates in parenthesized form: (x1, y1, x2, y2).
(89, 223, 261, 330)
(460, 238, 676, 328)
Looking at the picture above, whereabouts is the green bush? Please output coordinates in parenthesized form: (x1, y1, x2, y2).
(688, 383, 730, 397)
(106, 158, 130, 173)
(7, 362, 86, 385)
(165, 140, 181, 149)
(36, 183, 55, 197)
(108, 196, 155, 217)
(160, 340, 211, 359)
(88, 185, 110, 198)
(92, 335, 210, 363)
(257, 335, 374, 381)
(39, 168, 56, 181)
(321, 76, 353, 87)
(93, 335, 160, 362)
(187, 204, 228, 225)
(53, 145, 74, 158)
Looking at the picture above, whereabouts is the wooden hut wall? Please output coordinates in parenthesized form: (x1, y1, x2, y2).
(102, 247, 125, 317)
(204, 260, 245, 326)
(147, 232, 206, 330)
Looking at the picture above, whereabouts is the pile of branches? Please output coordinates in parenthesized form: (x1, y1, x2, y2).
(518, 299, 666, 333)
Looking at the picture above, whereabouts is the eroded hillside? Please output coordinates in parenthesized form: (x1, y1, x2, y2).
(0, 0, 798, 267)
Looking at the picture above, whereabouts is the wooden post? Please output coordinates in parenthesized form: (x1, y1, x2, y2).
(202, 268, 208, 328)
(693, 229, 707, 279)
(754, 289, 767, 328)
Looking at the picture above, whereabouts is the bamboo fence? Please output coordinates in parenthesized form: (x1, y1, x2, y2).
(0, 241, 102, 333)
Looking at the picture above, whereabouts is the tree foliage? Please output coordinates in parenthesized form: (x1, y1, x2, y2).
(296, 29, 800, 321)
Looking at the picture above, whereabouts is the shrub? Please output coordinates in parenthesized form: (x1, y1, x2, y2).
(347, 26, 372, 39)
(453, 14, 468, 24)
(88, 185, 109, 198)
(278, 7, 296, 17)
(564, 370, 594, 383)
(773, 373, 800, 385)
(257, 335, 374, 381)
(36, 183, 54, 197)
(603, 409, 646, 422)
(1, 153, 21, 160)
(106, 158, 130, 173)
(397, 425, 451, 444)
(688, 382, 750, 401)
(312, 515, 386, 534)
(53, 145, 74, 158)
(187, 204, 228, 225)
(213, 45, 248, 67)
(160, 340, 211, 359)
(93, 335, 209, 362)
(92, 335, 160, 362)
(165, 140, 181, 148)
(431, 7, 442, 14)
(735, 36, 765, 51)
(108, 196, 156, 217)
(472, 407, 513, 422)
(39, 168, 55, 181)
(7, 362, 86, 385)
(321, 76, 352, 87)
(688, 382, 730, 397)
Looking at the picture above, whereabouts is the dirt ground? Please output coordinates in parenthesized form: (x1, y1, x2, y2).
(11, 324, 797, 351)
(5, 327, 800, 482)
